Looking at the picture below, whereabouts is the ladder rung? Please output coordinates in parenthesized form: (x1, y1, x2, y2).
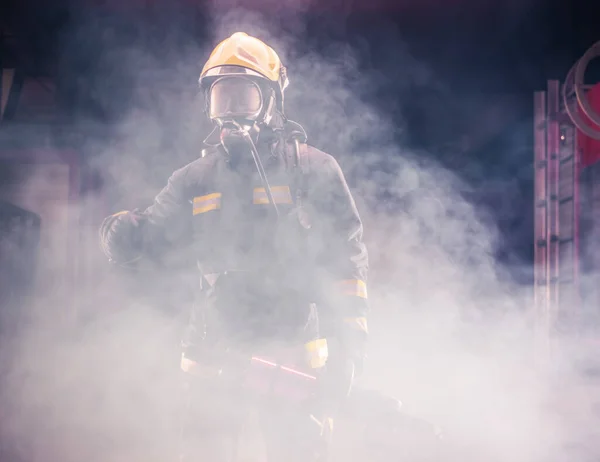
(560, 154, 574, 164)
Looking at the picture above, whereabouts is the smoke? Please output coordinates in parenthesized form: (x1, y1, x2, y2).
(0, 4, 595, 462)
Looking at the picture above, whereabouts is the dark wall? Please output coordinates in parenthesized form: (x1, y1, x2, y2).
(0, 200, 40, 338)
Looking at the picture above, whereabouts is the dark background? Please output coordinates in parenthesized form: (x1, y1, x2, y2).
(0, 4, 599, 460)
(0, 0, 598, 285)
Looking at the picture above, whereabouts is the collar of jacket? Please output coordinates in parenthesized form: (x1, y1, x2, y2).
(202, 126, 282, 161)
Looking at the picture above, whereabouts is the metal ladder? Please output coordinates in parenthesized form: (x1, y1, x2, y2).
(534, 80, 581, 362)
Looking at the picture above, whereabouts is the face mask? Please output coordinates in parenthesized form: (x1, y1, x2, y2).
(208, 77, 265, 156)
(209, 76, 263, 125)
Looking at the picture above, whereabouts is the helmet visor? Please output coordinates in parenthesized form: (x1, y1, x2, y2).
(209, 77, 263, 121)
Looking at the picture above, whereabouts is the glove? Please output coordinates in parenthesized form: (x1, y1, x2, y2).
(99, 209, 146, 264)
(338, 317, 368, 377)
(317, 316, 367, 412)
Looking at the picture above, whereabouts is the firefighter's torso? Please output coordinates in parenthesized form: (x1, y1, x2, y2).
(188, 150, 311, 272)
(186, 149, 316, 341)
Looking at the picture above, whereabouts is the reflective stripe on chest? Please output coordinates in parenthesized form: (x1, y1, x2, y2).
(192, 185, 293, 214)
(253, 185, 293, 205)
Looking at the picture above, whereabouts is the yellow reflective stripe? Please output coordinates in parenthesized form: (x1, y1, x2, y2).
(343, 316, 369, 334)
(180, 354, 197, 373)
(112, 210, 129, 217)
(193, 193, 221, 215)
(304, 338, 329, 369)
(253, 185, 293, 205)
(339, 279, 368, 299)
(180, 353, 222, 378)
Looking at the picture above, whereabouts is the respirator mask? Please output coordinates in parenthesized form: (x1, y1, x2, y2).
(208, 76, 276, 153)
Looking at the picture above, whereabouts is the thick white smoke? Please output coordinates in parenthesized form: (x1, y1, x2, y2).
(0, 5, 594, 462)
(201, 10, 563, 461)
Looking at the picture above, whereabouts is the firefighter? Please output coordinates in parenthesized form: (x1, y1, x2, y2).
(99, 32, 369, 462)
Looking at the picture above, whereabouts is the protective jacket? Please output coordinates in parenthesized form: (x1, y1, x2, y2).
(100, 129, 368, 368)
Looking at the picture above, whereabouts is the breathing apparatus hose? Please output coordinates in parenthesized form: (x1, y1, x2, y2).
(227, 121, 280, 219)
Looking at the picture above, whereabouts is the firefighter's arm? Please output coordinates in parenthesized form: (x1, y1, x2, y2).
(311, 154, 369, 365)
(99, 165, 191, 267)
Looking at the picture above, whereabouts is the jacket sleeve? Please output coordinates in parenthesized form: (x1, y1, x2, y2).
(100, 165, 191, 266)
(310, 153, 369, 333)
(142, 165, 190, 228)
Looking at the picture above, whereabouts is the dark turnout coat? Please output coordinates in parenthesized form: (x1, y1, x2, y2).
(100, 138, 369, 349)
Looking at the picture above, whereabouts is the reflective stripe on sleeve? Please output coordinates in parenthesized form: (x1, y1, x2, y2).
(304, 338, 329, 369)
(338, 279, 368, 299)
(193, 193, 222, 215)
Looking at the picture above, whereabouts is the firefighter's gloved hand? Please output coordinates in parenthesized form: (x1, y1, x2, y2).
(319, 320, 367, 414)
(338, 317, 368, 378)
(100, 209, 146, 264)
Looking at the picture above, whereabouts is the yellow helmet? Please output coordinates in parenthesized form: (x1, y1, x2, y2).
(199, 32, 289, 113)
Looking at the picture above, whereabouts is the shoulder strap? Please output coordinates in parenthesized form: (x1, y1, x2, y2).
(290, 139, 310, 206)
(297, 141, 310, 176)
